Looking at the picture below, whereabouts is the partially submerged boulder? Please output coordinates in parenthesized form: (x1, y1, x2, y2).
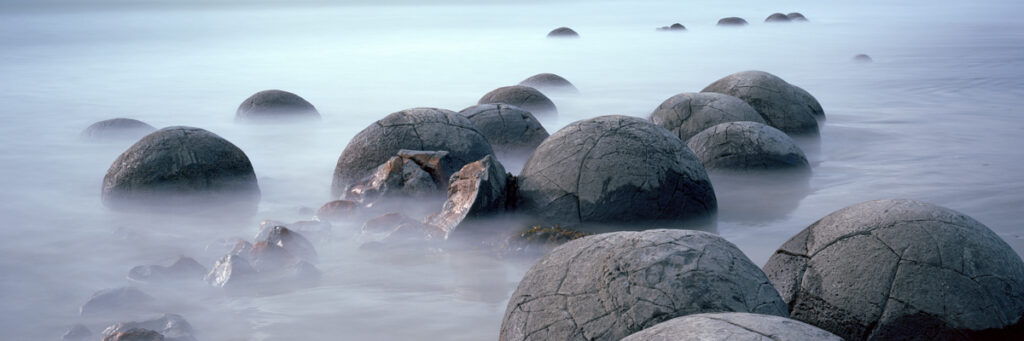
(854, 54, 873, 63)
(458, 104, 549, 161)
(787, 12, 808, 21)
(235, 89, 320, 122)
(499, 229, 788, 341)
(648, 92, 766, 141)
(361, 212, 420, 235)
(701, 71, 821, 135)
(81, 118, 157, 141)
(80, 287, 154, 316)
(259, 226, 318, 264)
(717, 17, 749, 26)
(657, 23, 687, 31)
(102, 314, 195, 341)
(518, 73, 579, 94)
(765, 13, 792, 22)
(686, 121, 809, 170)
(621, 313, 843, 341)
(425, 155, 512, 238)
(128, 256, 207, 283)
(477, 85, 558, 119)
(547, 27, 579, 38)
(257, 219, 332, 243)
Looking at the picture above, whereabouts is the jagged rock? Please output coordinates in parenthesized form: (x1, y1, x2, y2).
(686, 121, 809, 170)
(362, 213, 419, 234)
(763, 199, 1024, 340)
(458, 104, 549, 161)
(343, 155, 442, 205)
(765, 13, 792, 22)
(854, 54, 873, 63)
(128, 256, 207, 283)
(547, 27, 579, 38)
(102, 314, 195, 341)
(80, 287, 154, 316)
(229, 240, 253, 256)
(516, 115, 716, 229)
(477, 85, 558, 119)
(331, 108, 493, 197)
(621, 313, 843, 341)
(500, 229, 788, 341)
(257, 226, 318, 263)
(425, 155, 511, 238)
(702, 71, 821, 135)
(315, 200, 356, 222)
(101, 126, 261, 213)
(81, 118, 157, 141)
(396, 150, 461, 187)
(787, 12, 808, 21)
(791, 85, 825, 119)
(648, 92, 766, 141)
(717, 17, 749, 26)
(235, 89, 320, 122)
(518, 73, 579, 94)
(102, 329, 164, 341)
(248, 241, 299, 271)
(205, 254, 257, 289)
(62, 324, 92, 341)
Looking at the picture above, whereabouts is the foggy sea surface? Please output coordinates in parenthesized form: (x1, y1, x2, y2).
(2, 0, 1023, 339)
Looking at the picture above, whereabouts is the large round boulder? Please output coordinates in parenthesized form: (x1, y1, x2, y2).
(235, 89, 320, 122)
(648, 92, 766, 141)
(500, 229, 789, 341)
(621, 312, 843, 341)
(458, 104, 549, 161)
(102, 126, 260, 213)
(331, 108, 494, 197)
(81, 118, 157, 141)
(686, 121, 809, 170)
(701, 70, 821, 135)
(478, 85, 557, 118)
(547, 27, 579, 38)
(763, 199, 1024, 340)
(792, 85, 825, 119)
(517, 115, 716, 229)
(519, 73, 579, 94)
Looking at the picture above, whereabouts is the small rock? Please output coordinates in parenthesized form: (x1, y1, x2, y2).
(717, 17, 748, 26)
(102, 329, 164, 341)
(62, 324, 92, 341)
(397, 149, 461, 188)
(205, 254, 257, 289)
(128, 256, 207, 283)
(102, 313, 195, 341)
(853, 54, 873, 63)
(344, 156, 442, 205)
(547, 27, 579, 38)
(257, 226, 318, 264)
(362, 213, 419, 234)
(315, 200, 356, 222)
(80, 287, 154, 316)
(248, 241, 300, 272)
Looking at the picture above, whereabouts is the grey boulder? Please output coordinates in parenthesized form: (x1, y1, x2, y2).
(425, 155, 511, 239)
(763, 199, 1024, 340)
(235, 89, 320, 122)
(787, 12, 808, 21)
(458, 104, 549, 161)
(547, 27, 579, 38)
(621, 312, 843, 341)
(519, 73, 579, 94)
(702, 70, 821, 135)
(102, 329, 164, 341)
(81, 118, 157, 141)
(686, 121, 809, 170)
(765, 13, 792, 23)
(499, 229, 788, 341)
(792, 85, 825, 119)
(648, 92, 766, 141)
(717, 17, 749, 26)
(477, 85, 558, 119)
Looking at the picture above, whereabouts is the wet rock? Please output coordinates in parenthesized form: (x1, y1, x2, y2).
(331, 108, 493, 197)
(792, 85, 825, 119)
(241, 242, 321, 287)
(787, 12, 808, 21)
(315, 200, 356, 222)
(102, 314, 195, 341)
(259, 226, 318, 264)
(425, 155, 511, 238)
(248, 241, 300, 272)
(396, 149, 461, 187)
(717, 17, 749, 26)
(701, 70, 821, 135)
(62, 324, 92, 341)
(235, 89, 320, 122)
(762, 199, 1024, 340)
(854, 53, 873, 63)
(649, 92, 766, 141)
(229, 240, 253, 256)
(102, 329, 164, 341)
(500, 225, 591, 257)
(765, 13, 792, 22)
(205, 254, 257, 289)
(362, 212, 419, 234)
(81, 118, 157, 141)
(80, 287, 154, 316)
(128, 256, 207, 283)
(621, 312, 843, 341)
(101, 126, 261, 214)
(499, 229, 788, 341)
(516, 115, 716, 230)
(458, 104, 549, 161)
(343, 155, 442, 205)
(546, 27, 579, 38)
(686, 121, 809, 170)
(262, 219, 332, 242)
(518, 73, 579, 94)
(477, 85, 558, 119)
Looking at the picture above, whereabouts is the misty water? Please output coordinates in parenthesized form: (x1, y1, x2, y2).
(1, 0, 1023, 339)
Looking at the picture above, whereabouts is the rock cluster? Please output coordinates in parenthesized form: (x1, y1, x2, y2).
(205, 226, 321, 291)
(648, 92, 765, 141)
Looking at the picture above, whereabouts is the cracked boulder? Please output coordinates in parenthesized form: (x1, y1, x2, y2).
(547, 27, 579, 38)
(762, 199, 1024, 340)
(128, 256, 207, 283)
(701, 70, 822, 135)
(343, 154, 443, 205)
(717, 17, 749, 26)
(235, 89, 320, 122)
(102, 314, 195, 341)
(458, 104, 549, 161)
(516, 115, 716, 230)
(425, 155, 511, 239)
(621, 312, 842, 341)
(478, 85, 558, 119)
(519, 73, 579, 94)
(686, 121, 809, 170)
(332, 108, 493, 197)
(101, 126, 261, 213)
(649, 92, 766, 141)
(499, 229, 788, 341)
(81, 118, 157, 141)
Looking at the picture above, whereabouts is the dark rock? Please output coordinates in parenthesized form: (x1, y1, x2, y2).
(362, 212, 419, 234)
(235, 89, 319, 122)
(80, 287, 154, 316)
(791, 85, 825, 119)
(621, 313, 842, 341)
(717, 17, 749, 26)
(686, 121, 809, 170)
(762, 199, 1024, 340)
(257, 219, 332, 242)
(701, 70, 821, 135)
(205, 254, 257, 289)
(259, 226, 318, 264)
(62, 324, 92, 341)
(546, 27, 579, 38)
(499, 229, 788, 341)
(102, 314, 195, 341)
(853, 54, 873, 63)
(331, 108, 493, 197)
(315, 200, 356, 222)
(101, 126, 261, 214)
(81, 118, 157, 141)
(248, 241, 299, 272)
(670, 23, 686, 30)
(648, 92, 766, 141)
(458, 104, 549, 161)
(396, 149, 461, 188)
(425, 155, 511, 238)
(516, 115, 716, 230)
(765, 13, 792, 22)
(787, 12, 808, 21)
(102, 329, 164, 341)
(128, 256, 207, 283)
(477, 85, 558, 119)
(343, 155, 442, 205)
(500, 225, 591, 257)
(518, 73, 579, 94)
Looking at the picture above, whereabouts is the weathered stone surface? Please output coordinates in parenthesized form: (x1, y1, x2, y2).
(517, 115, 716, 229)
(102, 329, 164, 341)
(763, 199, 1024, 340)
(62, 324, 92, 341)
(81, 118, 157, 141)
(621, 312, 843, 341)
(702, 71, 821, 135)
(425, 155, 511, 238)
(500, 229, 788, 341)
(343, 155, 441, 205)
(80, 287, 154, 316)
(717, 17, 749, 26)
(397, 149, 461, 187)
(478, 85, 558, 119)
(235, 89, 319, 122)
(547, 27, 579, 38)
(519, 73, 579, 94)
(259, 226, 318, 264)
(765, 13, 792, 22)
(649, 92, 766, 141)
(205, 254, 257, 289)
(102, 314, 195, 341)
(791, 85, 825, 119)
(101, 126, 261, 213)
(315, 200, 356, 222)
(458, 104, 549, 160)
(854, 54, 873, 63)
(686, 121, 809, 170)
(128, 256, 207, 283)
(787, 12, 808, 21)
(331, 108, 493, 197)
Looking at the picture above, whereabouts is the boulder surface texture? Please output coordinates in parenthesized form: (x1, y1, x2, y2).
(478, 85, 558, 118)
(649, 92, 766, 141)
(702, 70, 822, 135)
(686, 121, 809, 170)
(620, 312, 843, 341)
(459, 104, 549, 158)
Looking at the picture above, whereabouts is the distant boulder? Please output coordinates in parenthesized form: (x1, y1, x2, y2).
(518, 73, 579, 94)
(854, 54, 874, 63)
(458, 104, 549, 161)
(717, 17, 748, 26)
(686, 121, 810, 170)
(478, 85, 558, 119)
(765, 13, 792, 23)
(81, 118, 156, 141)
(649, 92, 766, 141)
(102, 314, 195, 341)
(80, 287, 154, 316)
(547, 27, 579, 38)
(701, 70, 821, 135)
(787, 12, 808, 21)
(235, 89, 320, 122)
(128, 256, 206, 283)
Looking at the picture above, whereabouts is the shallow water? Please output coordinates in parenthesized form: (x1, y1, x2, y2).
(1, 0, 1023, 340)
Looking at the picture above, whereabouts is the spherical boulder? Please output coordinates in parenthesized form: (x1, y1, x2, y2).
(622, 312, 843, 341)
(517, 115, 716, 229)
(792, 85, 825, 119)
(547, 27, 579, 38)
(102, 126, 261, 213)
(500, 229, 788, 341)
(765, 13, 792, 23)
(81, 118, 156, 141)
(649, 92, 766, 141)
(519, 73, 578, 94)
(701, 70, 821, 135)
(762, 199, 1024, 340)
(458, 104, 549, 160)
(686, 121, 809, 170)
(670, 23, 686, 30)
(235, 89, 320, 122)
(478, 85, 558, 118)
(717, 17, 749, 26)
(331, 108, 494, 197)
(787, 12, 808, 21)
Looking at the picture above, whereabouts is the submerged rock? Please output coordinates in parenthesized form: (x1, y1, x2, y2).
(477, 85, 558, 119)
(763, 199, 1024, 340)
(362, 212, 420, 234)
(518, 73, 579, 93)
(648, 92, 766, 141)
(259, 226, 318, 264)
(500, 229, 788, 341)
(257, 219, 332, 243)
(853, 54, 874, 63)
(102, 314, 195, 341)
(787, 12, 808, 21)
(315, 200, 357, 222)
(80, 287, 154, 316)
(205, 254, 257, 289)
(621, 313, 842, 341)
(546, 27, 579, 38)
(656, 23, 687, 31)
(343, 154, 442, 205)
(62, 324, 92, 341)
(686, 121, 809, 170)
(702, 71, 821, 135)
(765, 13, 792, 22)
(102, 329, 164, 341)
(235, 89, 320, 122)
(458, 104, 549, 161)
(717, 17, 749, 26)
(81, 118, 157, 141)
(128, 256, 207, 283)
(425, 155, 512, 238)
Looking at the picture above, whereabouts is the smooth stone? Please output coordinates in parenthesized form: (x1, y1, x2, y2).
(547, 27, 579, 38)
(80, 287, 154, 316)
(854, 54, 874, 63)
(686, 121, 809, 170)
(518, 73, 579, 93)
(717, 17, 749, 26)
(477, 85, 558, 119)
(787, 12, 808, 21)
(765, 13, 792, 22)
(701, 70, 821, 135)
(81, 118, 156, 141)
(127, 256, 207, 283)
(458, 104, 549, 161)
(648, 92, 766, 141)
(235, 89, 319, 122)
